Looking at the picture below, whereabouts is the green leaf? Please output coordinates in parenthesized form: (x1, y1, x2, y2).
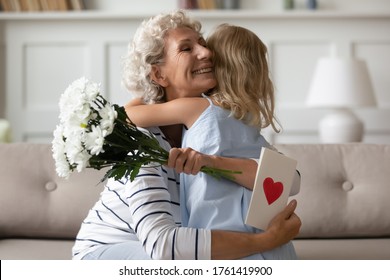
(130, 164, 141, 182)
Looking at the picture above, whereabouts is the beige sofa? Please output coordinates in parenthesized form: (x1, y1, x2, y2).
(1, 142, 389, 260)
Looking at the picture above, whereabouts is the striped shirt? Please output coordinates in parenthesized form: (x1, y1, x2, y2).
(72, 127, 211, 260)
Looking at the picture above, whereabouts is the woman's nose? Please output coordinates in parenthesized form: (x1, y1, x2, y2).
(197, 44, 212, 60)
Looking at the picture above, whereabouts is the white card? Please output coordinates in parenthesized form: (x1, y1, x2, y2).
(245, 148, 297, 230)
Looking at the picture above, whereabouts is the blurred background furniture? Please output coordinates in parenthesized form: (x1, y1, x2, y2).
(0, 119, 11, 143)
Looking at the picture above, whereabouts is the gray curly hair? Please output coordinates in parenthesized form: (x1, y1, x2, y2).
(122, 10, 202, 104)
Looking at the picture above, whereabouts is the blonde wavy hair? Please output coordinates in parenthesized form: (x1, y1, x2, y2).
(207, 24, 279, 132)
(122, 10, 202, 104)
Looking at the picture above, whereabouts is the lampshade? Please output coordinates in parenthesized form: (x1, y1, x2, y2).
(306, 57, 376, 108)
(306, 57, 376, 143)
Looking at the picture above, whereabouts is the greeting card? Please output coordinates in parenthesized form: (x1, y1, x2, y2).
(245, 148, 297, 230)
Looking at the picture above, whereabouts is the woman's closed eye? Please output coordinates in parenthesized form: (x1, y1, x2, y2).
(181, 46, 192, 52)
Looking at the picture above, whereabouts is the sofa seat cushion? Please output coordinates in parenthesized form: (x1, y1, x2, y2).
(293, 238, 390, 260)
(0, 239, 75, 260)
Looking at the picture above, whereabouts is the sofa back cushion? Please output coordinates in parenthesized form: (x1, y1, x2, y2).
(0, 143, 105, 239)
(2, 143, 389, 240)
(276, 143, 390, 238)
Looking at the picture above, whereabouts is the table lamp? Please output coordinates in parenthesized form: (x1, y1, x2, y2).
(306, 57, 376, 143)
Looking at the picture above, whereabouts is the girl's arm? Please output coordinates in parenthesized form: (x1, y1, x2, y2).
(125, 97, 209, 128)
(127, 98, 260, 190)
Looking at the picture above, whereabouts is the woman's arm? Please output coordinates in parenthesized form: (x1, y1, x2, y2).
(124, 97, 209, 128)
(126, 165, 210, 259)
(126, 163, 301, 260)
(211, 200, 301, 259)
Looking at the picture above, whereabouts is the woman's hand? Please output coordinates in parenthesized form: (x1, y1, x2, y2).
(167, 147, 211, 175)
(262, 200, 302, 250)
(210, 200, 301, 260)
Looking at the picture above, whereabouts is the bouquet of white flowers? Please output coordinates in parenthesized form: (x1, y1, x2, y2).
(52, 77, 240, 183)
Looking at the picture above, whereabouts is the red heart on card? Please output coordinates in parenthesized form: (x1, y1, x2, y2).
(263, 177, 284, 205)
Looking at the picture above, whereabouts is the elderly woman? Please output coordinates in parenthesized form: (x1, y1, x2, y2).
(72, 10, 301, 260)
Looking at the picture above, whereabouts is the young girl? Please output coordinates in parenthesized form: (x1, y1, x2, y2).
(126, 24, 298, 259)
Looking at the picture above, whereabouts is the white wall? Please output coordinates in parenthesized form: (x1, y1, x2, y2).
(0, 0, 389, 143)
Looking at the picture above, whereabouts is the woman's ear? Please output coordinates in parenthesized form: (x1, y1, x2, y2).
(150, 65, 169, 87)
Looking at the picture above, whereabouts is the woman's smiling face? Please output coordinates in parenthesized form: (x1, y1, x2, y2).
(155, 27, 217, 101)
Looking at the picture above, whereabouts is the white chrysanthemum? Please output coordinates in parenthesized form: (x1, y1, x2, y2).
(59, 79, 87, 123)
(52, 124, 71, 178)
(62, 120, 86, 140)
(84, 125, 106, 155)
(74, 149, 92, 172)
(98, 103, 117, 135)
(58, 77, 99, 126)
(64, 132, 85, 165)
(84, 80, 100, 102)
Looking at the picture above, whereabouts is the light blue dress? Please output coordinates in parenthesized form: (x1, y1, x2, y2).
(180, 96, 297, 260)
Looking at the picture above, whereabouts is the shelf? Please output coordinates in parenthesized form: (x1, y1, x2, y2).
(0, 10, 390, 21)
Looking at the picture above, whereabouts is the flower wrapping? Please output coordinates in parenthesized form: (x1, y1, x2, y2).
(52, 77, 240, 182)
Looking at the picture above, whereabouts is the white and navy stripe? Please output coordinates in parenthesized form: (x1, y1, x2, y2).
(72, 127, 211, 260)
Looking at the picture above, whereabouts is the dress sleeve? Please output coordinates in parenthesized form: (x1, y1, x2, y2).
(124, 166, 211, 260)
(290, 170, 301, 196)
